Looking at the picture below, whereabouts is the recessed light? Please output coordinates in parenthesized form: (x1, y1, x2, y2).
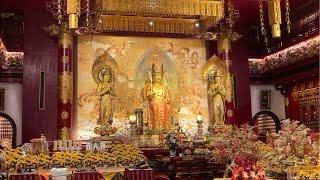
(195, 22, 200, 28)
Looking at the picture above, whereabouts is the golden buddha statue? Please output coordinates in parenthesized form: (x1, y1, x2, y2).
(92, 51, 119, 136)
(207, 70, 226, 127)
(142, 64, 171, 131)
(97, 68, 116, 125)
(202, 55, 228, 133)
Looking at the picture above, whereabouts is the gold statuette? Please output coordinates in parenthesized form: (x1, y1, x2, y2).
(59, 127, 71, 140)
(59, 71, 72, 104)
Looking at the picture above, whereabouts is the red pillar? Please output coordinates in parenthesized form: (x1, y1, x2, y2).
(58, 32, 73, 139)
(217, 37, 235, 124)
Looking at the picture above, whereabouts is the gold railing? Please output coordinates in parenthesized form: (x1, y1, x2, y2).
(103, 0, 224, 18)
(101, 15, 201, 34)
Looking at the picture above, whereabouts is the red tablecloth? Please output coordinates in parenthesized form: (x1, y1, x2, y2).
(72, 171, 103, 180)
(9, 173, 40, 180)
(124, 168, 154, 180)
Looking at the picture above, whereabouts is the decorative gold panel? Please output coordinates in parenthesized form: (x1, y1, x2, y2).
(103, 0, 224, 18)
(101, 15, 200, 34)
(76, 35, 208, 139)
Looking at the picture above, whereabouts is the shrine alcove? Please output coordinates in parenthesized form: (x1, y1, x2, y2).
(250, 111, 281, 142)
(0, 112, 17, 148)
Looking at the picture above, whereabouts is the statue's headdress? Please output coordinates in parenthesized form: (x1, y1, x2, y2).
(151, 64, 164, 82)
(201, 55, 227, 82)
(92, 50, 119, 83)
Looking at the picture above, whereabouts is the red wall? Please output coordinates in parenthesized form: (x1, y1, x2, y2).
(206, 2, 252, 125)
(2, 0, 58, 143)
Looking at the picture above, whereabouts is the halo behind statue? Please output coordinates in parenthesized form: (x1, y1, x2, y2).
(201, 55, 227, 83)
(92, 50, 119, 83)
(134, 46, 177, 89)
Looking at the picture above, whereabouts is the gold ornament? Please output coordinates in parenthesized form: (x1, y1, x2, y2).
(217, 37, 231, 53)
(58, 32, 72, 49)
(69, 14, 78, 29)
(59, 71, 72, 104)
(59, 127, 71, 140)
(61, 56, 70, 64)
(61, 111, 69, 120)
(227, 109, 234, 118)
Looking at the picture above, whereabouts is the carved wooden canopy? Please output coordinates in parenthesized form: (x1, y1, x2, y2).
(46, 0, 224, 36)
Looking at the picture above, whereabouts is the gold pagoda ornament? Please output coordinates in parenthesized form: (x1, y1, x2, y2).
(268, 0, 282, 38)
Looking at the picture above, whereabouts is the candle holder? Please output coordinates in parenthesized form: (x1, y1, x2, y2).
(134, 108, 144, 135)
(129, 114, 137, 138)
(196, 113, 204, 138)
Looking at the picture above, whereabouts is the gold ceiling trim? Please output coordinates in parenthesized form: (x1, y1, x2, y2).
(103, 0, 224, 18)
(101, 15, 201, 35)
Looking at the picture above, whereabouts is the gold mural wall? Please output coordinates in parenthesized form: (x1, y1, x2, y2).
(76, 35, 207, 139)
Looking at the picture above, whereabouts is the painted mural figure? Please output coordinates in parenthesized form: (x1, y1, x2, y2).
(142, 64, 171, 131)
(97, 68, 116, 125)
(207, 70, 226, 128)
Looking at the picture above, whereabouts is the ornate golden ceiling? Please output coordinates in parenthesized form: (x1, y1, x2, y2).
(46, 0, 224, 36)
(98, 0, 224, 35)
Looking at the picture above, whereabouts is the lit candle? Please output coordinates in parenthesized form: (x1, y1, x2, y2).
(196, 112, 203, 122)
(129, 114, 137, 123)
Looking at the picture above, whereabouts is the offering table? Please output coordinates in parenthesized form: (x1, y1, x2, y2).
(152, 156, 226, 180)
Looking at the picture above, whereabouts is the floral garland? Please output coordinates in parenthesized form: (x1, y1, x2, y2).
(249, 36, 320, 73)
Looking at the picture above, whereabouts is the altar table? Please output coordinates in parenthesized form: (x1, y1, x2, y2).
(152, 156, 226, 180)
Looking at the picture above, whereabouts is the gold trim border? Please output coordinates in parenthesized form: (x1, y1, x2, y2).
(101, 15, 202, 34)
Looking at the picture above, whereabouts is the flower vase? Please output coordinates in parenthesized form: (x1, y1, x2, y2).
(169, 149, 176, 157)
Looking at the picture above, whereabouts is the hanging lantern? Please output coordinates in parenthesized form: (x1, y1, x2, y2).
(268, 0, 282, 38)
(67, 0, 80, 29)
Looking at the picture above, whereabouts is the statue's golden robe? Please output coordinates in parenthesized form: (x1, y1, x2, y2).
(143, 82, 171, 131)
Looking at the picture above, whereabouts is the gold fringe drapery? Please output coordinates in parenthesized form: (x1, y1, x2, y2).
(103, 0, 224, 18)
(100, 15, 200, 35)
